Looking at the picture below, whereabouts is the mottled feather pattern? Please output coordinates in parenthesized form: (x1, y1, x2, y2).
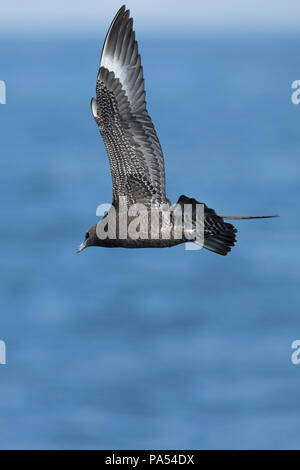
(92, 5, 167, 205)
(77, 5, 276, 255)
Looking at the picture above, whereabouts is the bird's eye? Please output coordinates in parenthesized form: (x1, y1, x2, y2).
(85, 232, 89, 240)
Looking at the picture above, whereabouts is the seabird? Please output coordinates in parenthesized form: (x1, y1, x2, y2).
(77, 5, 276, 255)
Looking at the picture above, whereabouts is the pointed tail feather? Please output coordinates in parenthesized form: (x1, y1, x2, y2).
(218, 215, 279, 220)
(177, 194, 278, 256)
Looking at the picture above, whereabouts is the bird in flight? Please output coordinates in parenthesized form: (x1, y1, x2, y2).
(77, 5, 276, 255)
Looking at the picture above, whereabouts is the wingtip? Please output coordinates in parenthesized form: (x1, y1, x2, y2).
(114, 5, 129, 22)
(100, 4, 132, 69)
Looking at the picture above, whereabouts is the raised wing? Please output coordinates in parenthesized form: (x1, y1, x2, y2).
(91, 5, 167, 206)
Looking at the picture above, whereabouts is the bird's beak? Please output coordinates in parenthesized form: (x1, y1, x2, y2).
(76, 241, 86, 253)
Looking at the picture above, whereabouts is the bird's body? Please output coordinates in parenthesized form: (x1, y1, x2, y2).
(77, 5, 276, 255)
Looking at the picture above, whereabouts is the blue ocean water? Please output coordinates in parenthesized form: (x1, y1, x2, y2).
(0, 32, 299, 449)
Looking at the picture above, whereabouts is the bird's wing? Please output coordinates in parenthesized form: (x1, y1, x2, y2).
(91, 5, 167, 206)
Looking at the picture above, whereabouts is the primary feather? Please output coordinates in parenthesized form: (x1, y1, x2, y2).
(91, 5, 167, 206)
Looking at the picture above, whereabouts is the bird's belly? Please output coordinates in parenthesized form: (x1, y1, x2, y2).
(100, 237, 182, 248)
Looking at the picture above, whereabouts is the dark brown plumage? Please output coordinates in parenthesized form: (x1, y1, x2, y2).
(77, 5, 277, 255)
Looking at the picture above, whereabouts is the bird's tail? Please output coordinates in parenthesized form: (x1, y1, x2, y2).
(177, 195, 238, 255)
(218, 214, 279, 220)
(176, 195, 278, 256)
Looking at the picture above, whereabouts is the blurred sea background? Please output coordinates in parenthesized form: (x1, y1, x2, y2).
(0, 0, 300, 450)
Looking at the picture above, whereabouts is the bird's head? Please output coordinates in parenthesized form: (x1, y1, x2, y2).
(77, 225, 98, 253)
